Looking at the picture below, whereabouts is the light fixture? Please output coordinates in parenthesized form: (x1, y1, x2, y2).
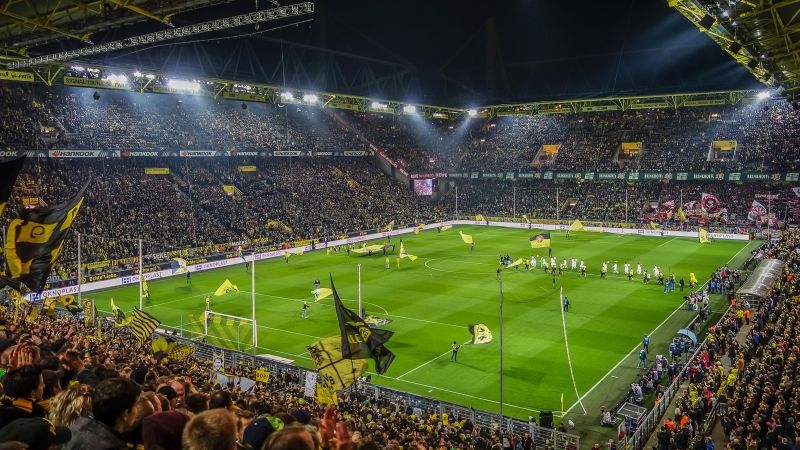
(167, 79, 200, 91)
(467, 109, 478, 117)
(281, 92, 294, 101)
(371, 101, 388, 109)
(302, 94, 318, 103)
(403, 105, 416, 114)
(757, 91, 771, 99)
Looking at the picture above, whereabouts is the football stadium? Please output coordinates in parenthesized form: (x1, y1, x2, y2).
(0, 1, 798, 449)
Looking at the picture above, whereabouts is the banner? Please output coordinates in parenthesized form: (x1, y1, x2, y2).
(0, 70, 34, 82)
(621, 142, 642, 153)
(144, 168, 170, 175)
(238, 166, 257, 172)
(712, 140, 737, 151)
(273, 151, 302, 157)
(541, 144, 561, 155)
(49, 150, 102, 158)
(63, 76, 128, 90)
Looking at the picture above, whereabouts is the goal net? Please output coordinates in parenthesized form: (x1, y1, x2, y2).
(187, 310, 257, 352)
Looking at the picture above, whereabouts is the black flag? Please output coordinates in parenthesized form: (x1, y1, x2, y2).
(331, 275, 395, 374)
(3, 182, 88, 292)
(0, 156, 25, 217)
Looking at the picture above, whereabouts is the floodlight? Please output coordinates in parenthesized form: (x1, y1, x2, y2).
(403, 105, 416, 114)
(371, 101, 388, 109)
(167, 79, 200, 91)
(303, 94, 318, 103)
(133, 71, 143, 77)
(281, 92, 294, 101)
(467, 109, 478, 117)
(757, 91, 771, 99)
(104, 74, 128, 84)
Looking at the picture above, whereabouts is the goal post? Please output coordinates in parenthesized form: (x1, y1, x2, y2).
(203, 310, 257, 352)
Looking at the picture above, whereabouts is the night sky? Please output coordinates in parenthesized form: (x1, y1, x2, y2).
(29, 0, 763, 105)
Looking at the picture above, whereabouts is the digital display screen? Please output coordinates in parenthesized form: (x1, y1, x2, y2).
(413, 179, 433, 196)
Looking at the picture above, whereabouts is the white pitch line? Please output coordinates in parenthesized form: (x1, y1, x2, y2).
(382, 375, 549, 415)
(562, 240, 754, 416)
(397, 339, 472, 379)
(655, 237, 678, 248)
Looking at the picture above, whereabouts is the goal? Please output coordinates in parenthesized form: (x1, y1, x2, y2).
(202, 310, 257, 352)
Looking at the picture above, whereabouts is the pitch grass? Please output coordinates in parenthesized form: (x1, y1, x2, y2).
(93, 227, 757, 429)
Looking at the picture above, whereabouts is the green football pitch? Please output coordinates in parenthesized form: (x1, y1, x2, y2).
(91, 226, 757, 426)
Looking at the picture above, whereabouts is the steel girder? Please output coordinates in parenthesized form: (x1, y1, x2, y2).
(668, 0, 800, 100)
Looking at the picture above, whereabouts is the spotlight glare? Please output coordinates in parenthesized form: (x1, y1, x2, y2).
(302, 94, 318, 103)
(757, 91, 771, 99)
(370, 101, 388, 109)
(133, 71, 142, 77)
(403, 105, 416, 114)
(467, 109, 478, 117)
(281, 91, 294, 101)
(104, 74, 128, 84)
(167, 79, 200, 92)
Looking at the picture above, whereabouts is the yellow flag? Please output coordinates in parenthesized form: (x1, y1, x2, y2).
(459, 231, 473, 244)
(440, 225, 452, 231)
(307, 335, 368, 392)
(505, 258, 524, 269)
(399, 243, 418, 261)
(214, 279, 240, 296)
(475, 214, 486, 222)
(699, 228, 710, 244)
(569, 219, 584, 231)
(650, 221, 660, 230)
(315, 385, 339, 405)
(313, 288, 333, 302)
(284, 248, 304, 257)
(677, 207, 687, 222)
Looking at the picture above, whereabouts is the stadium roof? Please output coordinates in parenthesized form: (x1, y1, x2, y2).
(669, 0, 800, 105)
(1, 0, 766, 105)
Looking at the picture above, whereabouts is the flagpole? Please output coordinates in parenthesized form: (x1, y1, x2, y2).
(513, 186, 516, 218)
(455, 185, 459, 219)
(498, 278, 504, 431)
(358, 264, 363, 317)
(138, 239, 143, 310)
(767, 191, 772, 237)
(77, 232, 82, 306)
(251, 251, 257, 354)
(556, 188, 560, 223)
(625, 188, 628, 226)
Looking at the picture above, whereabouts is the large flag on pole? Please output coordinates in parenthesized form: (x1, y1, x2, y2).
(313, 288, 333, 302)
(505, 258, 525, 269)
(0, 156, 25, 218)
(129, 308, 160, 345)
(170, 258, 187, 275)
(306, 335, 368, 392)
(747, 200, 767, 222)
(530, 233, 551, 248)
(3, 182, 88, 292)
(331, 275, 395, 374)
(399, 243, 418, 261)
(459, 231, 474, 244)
(468, 324, 493, 344)
(699, 228, 711, 244)
(676, 207, 687, 222)
(569, 219, 584, 231)
(214, 279, 239, 296)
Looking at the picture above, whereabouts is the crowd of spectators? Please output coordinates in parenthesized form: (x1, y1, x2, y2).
(650, 232, 800, 450)
(3, 82, 800, 174)
(1, 154, 794, 282)
(0, 306, 548, 450)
